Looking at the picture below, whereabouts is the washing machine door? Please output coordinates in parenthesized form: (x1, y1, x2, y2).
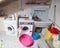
(22, 26, 29, 31)
(7, 25, 15, 34)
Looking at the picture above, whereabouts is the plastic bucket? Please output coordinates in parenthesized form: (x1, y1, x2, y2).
(19, 34, 33, 47)
(44, 28, 52, 40)
(44, 27, 60, 40)
(32, 32, 39, 40)
(35, 27, 42, 33)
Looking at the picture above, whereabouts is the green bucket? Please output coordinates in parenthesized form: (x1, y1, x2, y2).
(35, 27, 42, 33)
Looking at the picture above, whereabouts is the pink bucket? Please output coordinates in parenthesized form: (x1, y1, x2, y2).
(19, 34, 34, 47)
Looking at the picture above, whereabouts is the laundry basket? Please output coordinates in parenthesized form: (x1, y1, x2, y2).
(19, 34, 34, 47)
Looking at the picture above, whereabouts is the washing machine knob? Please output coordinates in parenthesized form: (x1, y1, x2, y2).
(22, 26, 28, 31)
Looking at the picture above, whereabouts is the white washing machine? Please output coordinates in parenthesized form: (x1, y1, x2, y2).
(18, 20, 34, 36)
(4, 20, 17, 36)
(4, 13, 18, 36)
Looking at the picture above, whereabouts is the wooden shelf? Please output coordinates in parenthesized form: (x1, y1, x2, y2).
(25, 0, 51, 6)
(25, 2, 50, 6)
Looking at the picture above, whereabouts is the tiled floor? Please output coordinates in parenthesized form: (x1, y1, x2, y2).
(0, 31, 54, 48)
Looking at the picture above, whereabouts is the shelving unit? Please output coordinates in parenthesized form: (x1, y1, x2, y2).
(25, 0, 51, 6)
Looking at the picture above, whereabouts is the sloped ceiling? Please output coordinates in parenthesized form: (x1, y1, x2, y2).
(0, 0, 18, 8)
(0, 0, 51, 8)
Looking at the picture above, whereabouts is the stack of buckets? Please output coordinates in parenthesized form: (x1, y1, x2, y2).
(44, 5, 60, 40)
(44, 26, 60, 40)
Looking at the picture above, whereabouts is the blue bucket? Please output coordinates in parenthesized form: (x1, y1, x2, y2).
(32, 32, 39, 40)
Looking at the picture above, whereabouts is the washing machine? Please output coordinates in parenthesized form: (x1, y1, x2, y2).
(4, 19, 17, 36)
(18, 20, 34, 36)
(4, 13, 18, 36)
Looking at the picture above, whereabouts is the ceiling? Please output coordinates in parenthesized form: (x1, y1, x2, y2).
(0, 0, 18, 8)
(0, 0, 51, 8)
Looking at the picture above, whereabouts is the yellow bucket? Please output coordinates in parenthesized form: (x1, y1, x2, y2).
(44, 27, 60, 40)
(44, 28, 52, 40)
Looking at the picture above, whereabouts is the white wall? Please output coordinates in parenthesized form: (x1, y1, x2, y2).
(19, 0, 50, 21)
(55, 0, 60, 29)
(2, 0, 60, 25)
(48, 0, 60, 29)
(2, 0, 50, 21)
(2, 1, 18, 15)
